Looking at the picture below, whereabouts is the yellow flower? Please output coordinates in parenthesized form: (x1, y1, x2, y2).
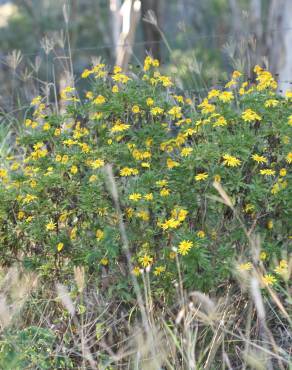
(132, 105, 140, 114)
(238, 262, 253, 271)
(160, 188, 170, 197)
(288, 115, 292, 126)
(225, 80, 237, 88)
(100, 258, 109, 266)
(112, 73, 131, 84)
(158, 75, 172, 87)
(244, 203, 255, 213)
(241, 109, 262, 122)
(93, 95, 106, 105)
(30, 180, 37, 188)
(10, 162, 19, 171)
(63, 139, 77, 147)
(132, 266, 141, 276)
(167, 158, 180, 169)
(90, 112, 103, 120)
(43, 122, 51, 131)
(144, 193, 153, 201)
(54, 128, 61, 136)
(160, 218, 180, 230)
(286, 152, 292, 164)
(113, 65, 122, 74)
(111, 122, 130, 133)
(31, 96, 42, 106)
(156, 179, 168, 187)
(274, 260, 288, 275)
(198, 98, 215, 114)
(25, 216, 34, 223)
(22, 194, 38, 204)
(136, 211, 149, 222)
(171, 208, 188, 223)
(180, 147, 193, 157)
(139, 254, 153, 268)
(112, 85, 119, 93)
(195, 172, 208, 181)
(260, 251, 267, 261)
(126, 208, 134, 218)
(168, 106, 182, 119)
(81, 69, 93, 78)
(208, 89, 220, 99)
(17, 211, 25, 220)
(260, 169, 275, 176)
(57, 242, 64, 252)
(144, 56, 154, 71)
(89, 175, 97, 183)
(267, 220, 273, 229)
(264, 99, 279, 108)
(154, 266, 166, 276)
(96, 229, 104, 241)
(25, 119, 32, 127)
(150, 107, 164, 115)
(120, 167, 139, 176)
(46, 220, 56, 231)
(178, 240, 193, 255)
(218, 91, 234, 103)
(70, 165, 78, 174)
(223, 154, 241, 167)
(86, 91, 94, 100)
(62, 155, 69, 164)
(91, 159, 105, 169)
(197, 230, 205, 238)
(129, 193, 142, 202)
(279, 168, 287, 177)
(262, 274, 277, 286)
(141, 162, 150, 168)
(232, 70, 242, 79)
(213, 116, 227, 127)
(146, 97, 154, 106)
(59, 211, 69, 223)
(252, 154, 268, 164)
(70, 226, 77, 240)
(0, 168, 8, 179)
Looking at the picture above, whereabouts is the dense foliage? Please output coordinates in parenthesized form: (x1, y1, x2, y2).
(0, 59, 291, 298)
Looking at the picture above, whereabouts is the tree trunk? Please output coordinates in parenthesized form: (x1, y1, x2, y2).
(278, 0, 292, 93)
(266, 0, 292, 93)
(141, 0, 161, 60)
(110, 0, 122, 50)
(265, 0, 285, 74)
(115, 0, 141, 70)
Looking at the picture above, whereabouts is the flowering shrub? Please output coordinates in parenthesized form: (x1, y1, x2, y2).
(0, 59, 291, 295)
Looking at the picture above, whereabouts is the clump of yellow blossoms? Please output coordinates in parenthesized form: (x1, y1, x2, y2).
(0, 60, 290, 296)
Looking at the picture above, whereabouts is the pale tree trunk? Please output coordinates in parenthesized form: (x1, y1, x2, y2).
(275, 0, 292, 93)
(266, 0, 285, 74)
(110, 0, 141, 70)
(110, 0, 122, 48)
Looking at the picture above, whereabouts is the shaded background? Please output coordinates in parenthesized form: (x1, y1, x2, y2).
(0, 0, 291, 116)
